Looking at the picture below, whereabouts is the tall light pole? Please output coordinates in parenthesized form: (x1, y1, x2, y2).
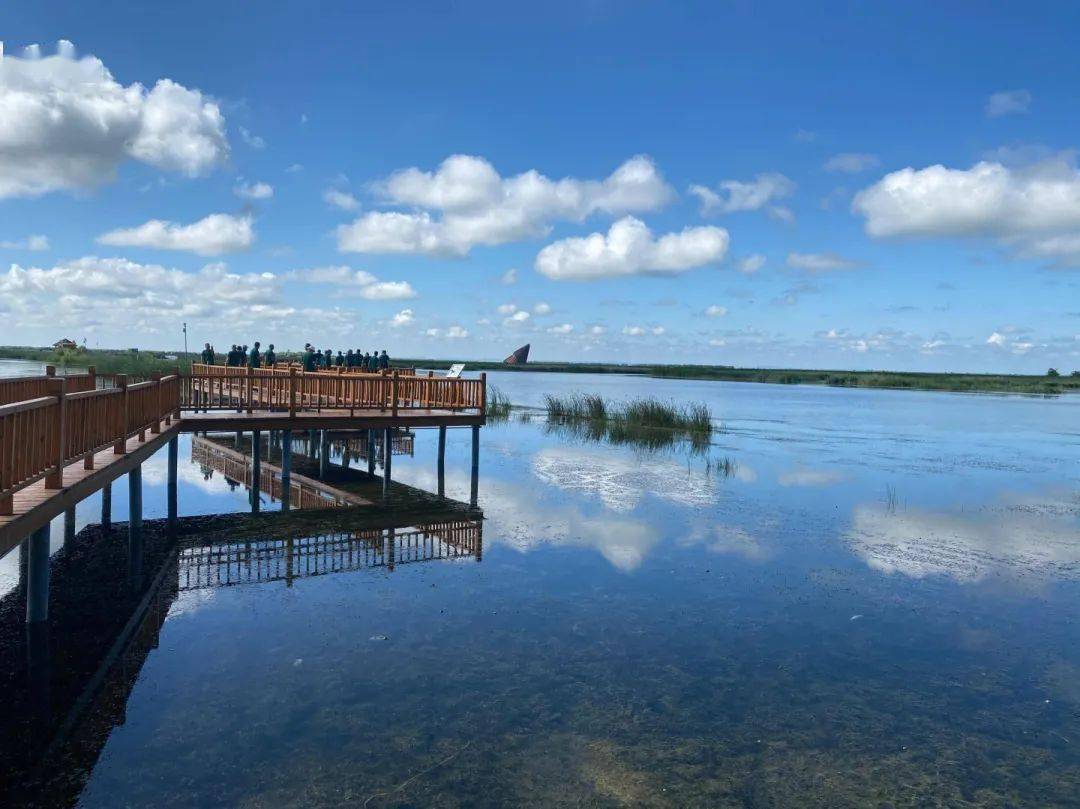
(182, 322, 188, 357)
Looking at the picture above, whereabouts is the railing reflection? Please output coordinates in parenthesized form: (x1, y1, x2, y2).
(178, 517, 482, 590)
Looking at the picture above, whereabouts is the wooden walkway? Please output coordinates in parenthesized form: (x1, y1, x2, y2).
(0, 365, 487, 560)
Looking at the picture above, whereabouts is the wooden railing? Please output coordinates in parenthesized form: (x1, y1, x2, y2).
(0, 365, 96, 406)
(0, 373, 180, 515)
(183, 364, 485, 415)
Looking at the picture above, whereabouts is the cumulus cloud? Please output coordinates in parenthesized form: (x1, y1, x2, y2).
(853, 156, 1080, 266)
(622, 325, 646, 336)
(97, 213, 254, 256)
(501, 267, 518, 284)
(785, 251, 861, 272)
(547, 323, 573, 334)
(535, 216, 729, 281)
(234, 181, 273, 200)
(390, 308, 414, 327)
(0, 234, 49, 250)
(238, 127, 265, 149)
(704, 304, 727, 317)
(323, 188, 359, 211)
(737, 253, 766, 274)
(689, 172, 795, 218)
(504, 310, 530, 325)
(360, 280, 417, 300)
(985, 89, 1032, 118)
(425, 324, 469, 339)
(533, 302, 551, 315)
(337, 154, 674, 256)
(285, 265, 416, 299)
(0, 41, 228, 199)
(824, 153, 880, 173)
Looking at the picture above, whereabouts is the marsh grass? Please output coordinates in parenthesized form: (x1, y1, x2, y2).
(544, 393, 714, 453)
(486, 385, 513, 421)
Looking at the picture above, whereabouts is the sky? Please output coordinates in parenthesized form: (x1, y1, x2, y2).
(2, 1, 1080, 372)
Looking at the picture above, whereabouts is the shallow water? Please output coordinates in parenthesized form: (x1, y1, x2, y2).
(2, 372, 1079, 806)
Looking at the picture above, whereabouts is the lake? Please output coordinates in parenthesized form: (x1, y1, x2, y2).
(1, 369, 1079, 806)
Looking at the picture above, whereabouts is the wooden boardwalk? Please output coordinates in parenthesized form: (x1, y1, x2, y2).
(0, 365, 486, 562)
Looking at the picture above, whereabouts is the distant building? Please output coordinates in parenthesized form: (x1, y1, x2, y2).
(52, 338, 78, 351)
(504, 344, 530, 364)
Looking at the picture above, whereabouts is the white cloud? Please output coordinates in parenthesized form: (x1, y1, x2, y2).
(853, 156, 1080, 266)
(622, 325, 646, 336)
(0, 234, 49, 250)
(504, 310, 530, 325)
(708, 338, 726, 347)
(501, 267, 518, 284)
(589, 325, 606, 335)
(690, 173, 795, 217)
(547, 323, 573, 334)
(497, 303, 518, 315)
(285, 265, 377, 286)
(446, 325, 469, 338)
(533, 302, 551, 315)
(786, 251, 861, 272)
(824, 153, 881, 173)
(323, 188, 359, 211)
(535, 216, 729, 281)
(360, 280, 417, 300)
(704, 304, 727, 317)
(337, 154, 674, 256)
(737, 253, 766, 274)
(651, 326, 665, 335)
(0, 41, 228, 198)
(239, 127, 265, 149)
(391, 308, 414, 327)
(285, 163, 304, 174)
(985, 89, 1032, 118)
(234, 181, 273, 200)
(97, 213, 254, 256)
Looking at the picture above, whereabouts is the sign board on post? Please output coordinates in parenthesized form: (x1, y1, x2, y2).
(446, 363, 465, 379)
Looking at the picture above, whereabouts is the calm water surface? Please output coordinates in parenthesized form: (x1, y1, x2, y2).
(2, 369, 1079, 806)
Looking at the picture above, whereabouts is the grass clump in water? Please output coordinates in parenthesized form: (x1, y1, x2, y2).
(486, 385, 513, 421)
(544, 393, 714, 451)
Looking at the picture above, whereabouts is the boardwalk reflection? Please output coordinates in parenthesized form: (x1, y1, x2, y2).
(179, 517, 482, 590)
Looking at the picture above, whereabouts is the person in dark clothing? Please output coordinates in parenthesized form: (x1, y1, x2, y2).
(345, 349, 355, 368)
(225, 345, 236, 366)
(248, 341, 261, 369)
(335, 351, 344, 367)
(323, 349, 333, 369)
(240, 344, 249, 366)
(201, 343, 214, 364)
(265, 344, 276, 366)
(378, 350, 390, 370)
(302, 344, 317, 371)
(363, 351, 372, 371)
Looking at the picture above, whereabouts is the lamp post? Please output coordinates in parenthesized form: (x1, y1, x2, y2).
(182, 322, 188, 357)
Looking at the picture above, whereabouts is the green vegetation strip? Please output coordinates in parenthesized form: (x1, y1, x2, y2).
(543, 393, 713, 451)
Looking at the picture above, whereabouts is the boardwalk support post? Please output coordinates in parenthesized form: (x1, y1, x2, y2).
(128, 465, 143, 590)
(251, 430, 261, 514)
(437, 425, 446, 497)
(167, 436, 178, 538)
(382, 427, 393, 500)
(367, 430, 376, 477)
(281, 429, 292, 512)
(26, 524, 51, 623)
(44, 376, 67, 489)
(101, 482, 112, 531)
(470, 425, 480, 507)
(64, 507, 76, 546)
(319, 430, 329, 478)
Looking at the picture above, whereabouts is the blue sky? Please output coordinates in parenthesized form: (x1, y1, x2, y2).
(2, 1, 1079, 372)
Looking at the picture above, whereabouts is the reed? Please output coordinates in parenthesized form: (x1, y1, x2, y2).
(543, 393, 714, 450)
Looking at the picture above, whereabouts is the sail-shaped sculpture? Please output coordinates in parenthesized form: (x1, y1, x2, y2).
(503, 344, 530, 364)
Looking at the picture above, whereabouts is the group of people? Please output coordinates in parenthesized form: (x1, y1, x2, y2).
(299, 344, 391, 372)
(199, 342, 391, 372)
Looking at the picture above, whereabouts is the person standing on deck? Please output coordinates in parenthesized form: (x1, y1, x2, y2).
(302, 344, 317, 371)
(335, 350, 345, 367)
(249, 341, 261, 369)
(265, 344, 276, 366)
(346, 349, 355, 368)
(240, 345, 249, 367)
(379, 350, 390, 370)
(364, 351, 374, 371)
(225, 345, 236, 366)
(201, 343, 214, 364)
(323, 348, 333, 368)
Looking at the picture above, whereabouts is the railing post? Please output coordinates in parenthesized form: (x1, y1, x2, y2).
(246, 366, 253, 415)
(480, 372, 487, 418)
(113, 375, 129, 454)
(150, 373, 162, 434)
(87, 365, 97, 390)
(391, 371, 399, 418)
(288, 368, 297, 417)
(44, 376, 67, 489)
